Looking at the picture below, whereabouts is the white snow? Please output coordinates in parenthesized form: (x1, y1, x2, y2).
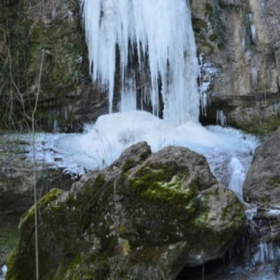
(20, 111, 259, 199)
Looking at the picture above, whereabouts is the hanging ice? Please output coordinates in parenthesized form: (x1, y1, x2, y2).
(247, 13, 257, 44)
(80, 0, 199, 125)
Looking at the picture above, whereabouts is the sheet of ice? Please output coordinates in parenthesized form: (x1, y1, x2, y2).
(20, 111, 259, 199)
(53, 111, 259, 190)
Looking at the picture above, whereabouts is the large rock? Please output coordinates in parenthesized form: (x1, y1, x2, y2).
(243, 127, 280, 206)
(6, 142, 246, 280)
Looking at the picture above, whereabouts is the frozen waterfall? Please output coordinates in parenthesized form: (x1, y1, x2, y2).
(80, 0, 199, 125)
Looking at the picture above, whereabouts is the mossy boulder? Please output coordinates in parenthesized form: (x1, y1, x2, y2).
(6, 142, 246, 280)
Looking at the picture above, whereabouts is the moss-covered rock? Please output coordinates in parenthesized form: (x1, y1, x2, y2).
(6, 142, 246, 280)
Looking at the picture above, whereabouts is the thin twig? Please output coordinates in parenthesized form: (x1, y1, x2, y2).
(32, 48, 45, 280)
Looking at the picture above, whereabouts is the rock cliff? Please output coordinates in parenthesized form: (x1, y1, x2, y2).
(1, 0, 280, 134)
(192, 0, 280, 134)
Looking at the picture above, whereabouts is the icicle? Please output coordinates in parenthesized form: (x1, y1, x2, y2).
(216, 110, 227, 127)
(53, 119, 58, 133)
(119, 76, 137, 112)
(198, 54, 217, 116)
(250, 66, 258, 87)
(253, 242, 280, 264)
(80, 0, 199, 125)
(247, 13, 257, 44)
(228, 157, 244, 199)
(64, 107, 68, 120)
(241, 37, 245, 51)
(201, 263, 205, 280)
(273, 102, 280, 115)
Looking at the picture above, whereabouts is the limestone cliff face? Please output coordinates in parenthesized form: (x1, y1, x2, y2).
(191, 0, 280, 133)
(1, 0, 280, 134)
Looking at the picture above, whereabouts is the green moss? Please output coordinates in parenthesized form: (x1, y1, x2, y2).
(192, 206, 209, 227)
(39, 188, 63, 205)
(218, 43, 225, 51)
(238, 116, 280, 136)
(0, 222, 20, 271)
(192, 19, 207, 30)
(121, 159, 135, 171)
(84, 173, 109, 203)
(209, 0, 227, 48)
(222, 201, 244, 225)
(205, 3, 213, 16)
(193, 211, 209, 227)
(257, 194, 272, 206)
(0, 0, 88, 132)
(187, 196, 210, 228)
(268, 177, 280, 185)
(208, 34, 218, 42)
(0, 224, 19, 250)
(226, 57, 232, 63)
(62, 256, 98, 280)
(20, 188, 63, 227)
(60, 252, 124, 280)
(141, 178, 194, 201)
(129, 165, 201, 213)
(265, 47, 276, 63)
(6, 243, 20, 280)
(0, 0, 30, 129)
(131, 165, 184, 191)
(196, 33, 215, 56)
(28, 13, 88, 132)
